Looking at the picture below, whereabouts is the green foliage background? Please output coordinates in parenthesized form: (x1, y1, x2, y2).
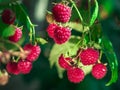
(0, 0, 120, 90)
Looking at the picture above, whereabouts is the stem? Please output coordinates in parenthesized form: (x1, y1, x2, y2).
(0, 38, 24, 52)
(27, 16, 33, 42)
(69, 0, 83, 23)
(88, 0, 91, 23)
(16, 56, 20, 62)
(32, 25, 36, 43)
(99, 50, 103, 60)
(89, 30, 92, 46)
(17, 3, 36, 44)
(74, 48, 82, 60)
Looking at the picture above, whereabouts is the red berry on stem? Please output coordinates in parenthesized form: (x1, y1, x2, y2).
(92, 63, 107, 79)
(58, 54, 72, 70)
(80, 48, 99, 65)
(54, 26, 71, 44)
(17, 60, 32, 74)
(46, 23, 57, 38)
(24, 44, 41, 62)
(52, 3, 71, 23)
(2, 9, 16, 24)
(6, 62, 20, 75)
(9, 27, 22, 42)
(67, 67, 85, 83)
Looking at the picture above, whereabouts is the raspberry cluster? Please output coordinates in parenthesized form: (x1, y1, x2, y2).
(58, 47, 107, 83)
(46, 3, 72, 44)
(6, 44, 41, 75)
(0, 9, 41, 77)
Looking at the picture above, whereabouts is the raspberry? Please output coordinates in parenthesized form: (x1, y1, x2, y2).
(54, 26, 71, 44)
(24, 44, 41, 62)
(80, 48, 99, 65)
(92, 63, 107, 79)
(67, 67, 85, 83)
(46, 23, 57, 38)
(9, 27, 22, 42)
(58, 54, 72, 70)
(52, 3, 71, 23)
(17, 60, 32, 74)
(2, 9, 16, 24)
(6, 61, 20, 75)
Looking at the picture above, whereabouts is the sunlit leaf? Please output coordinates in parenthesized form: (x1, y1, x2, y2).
(49, 36, 81, 78)
(36, 38, 48, 45)
(101, 36, 118, 86)
(66, 22, 89, 32)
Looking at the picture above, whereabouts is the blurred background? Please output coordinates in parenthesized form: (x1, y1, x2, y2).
(0, 0, 120, 90)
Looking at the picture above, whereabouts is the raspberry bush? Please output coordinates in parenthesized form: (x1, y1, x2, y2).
(0, 0, 46, 85)
(47, 0, 119, 86)
(0, 0, 119, 87)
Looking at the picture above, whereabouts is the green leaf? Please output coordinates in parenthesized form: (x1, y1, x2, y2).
(10, 3, 32, 31)
(101, 36, 118, 86)
(0, 0, 9, 3)
(11, 4, 27, 25)
(36, 38, 48, 45)
(2, 25, 15, 37)
(66, 22, 89, 33)
(49, 36, 81, 78)
(89, 0, 99, 26)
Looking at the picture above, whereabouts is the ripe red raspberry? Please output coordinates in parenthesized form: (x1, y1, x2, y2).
(17, 60, 32, 74)
(6, 61, 20, 75)
(92, 63, 107, 79)
(52, 3, 71, 23)
(9, 27, 22, 42)
(46, 23, 57, 38)
(58, 54, 72, 70)
(79, 48, 99, 65)
(2, 9, 16, 24)
(54, 26, 71, 44)
(24, 44, 41, 62)
(67, 67, 85, 83)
